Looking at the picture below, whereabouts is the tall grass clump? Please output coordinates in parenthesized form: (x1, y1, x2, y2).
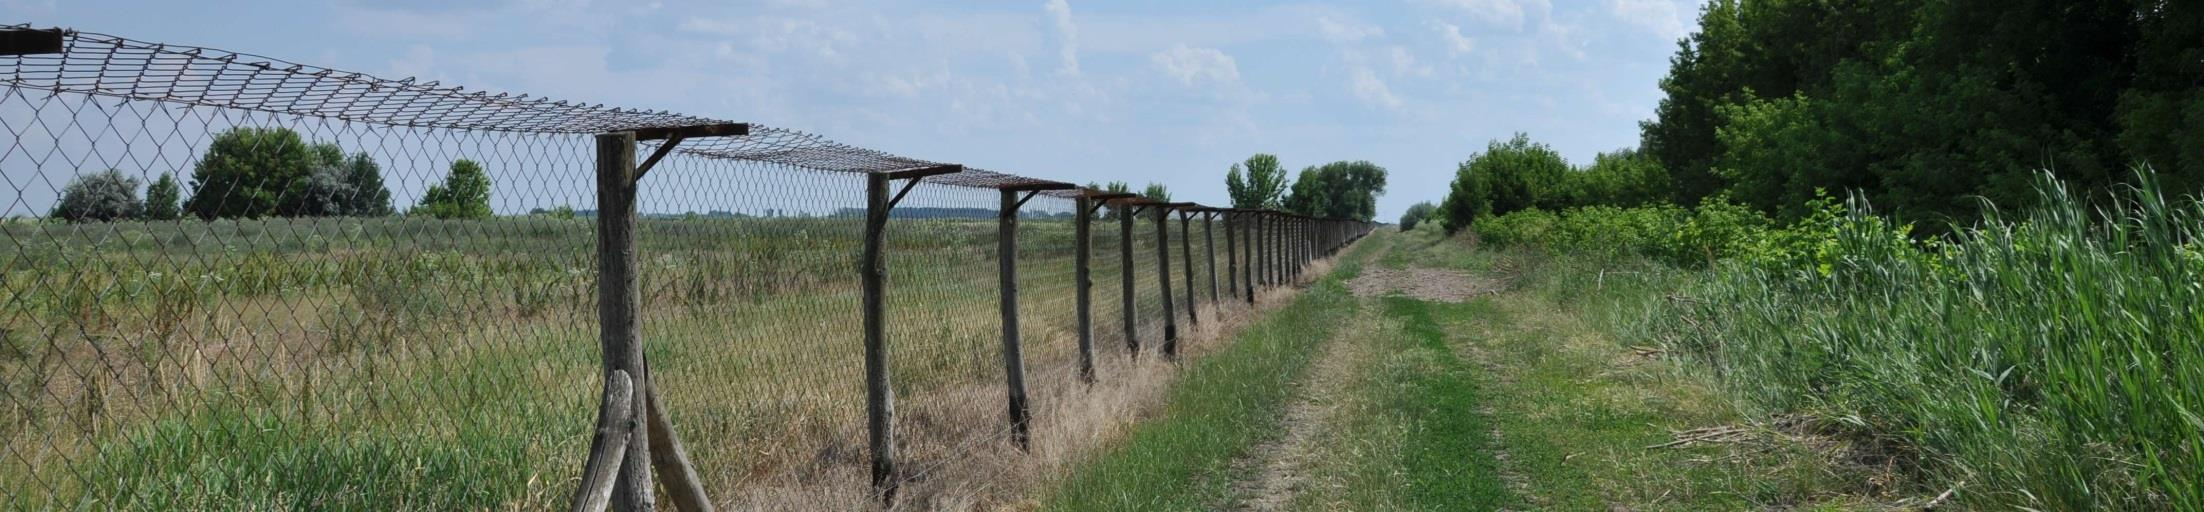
(1645, 171, 2203, 509)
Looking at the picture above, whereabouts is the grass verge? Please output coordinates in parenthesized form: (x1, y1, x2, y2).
(1040, 237, 1377, 511)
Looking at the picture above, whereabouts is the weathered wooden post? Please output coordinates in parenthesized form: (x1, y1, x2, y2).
(1224, 211, 1238, 297)
(863, 164, 963, 502)
(1074, 194, 1095, 383)
(1119, 200, 1141, 354)
(589, 131, 653, 511)
(1155, 204, 1179, 359)
(862, 171, 896, 501)
(996, 188, 1031, 450)
(1244, 212, 1257, 303)
(1176, 207, 1197, 327)
(1273, 214, 1285, 285)
(1203, 210, 1218, 303)
(576, 125, 739, 512)
(997, 182, 1071, 447)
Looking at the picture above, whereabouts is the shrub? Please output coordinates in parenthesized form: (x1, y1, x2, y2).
(52, 169, 145, 222)
(1398, 201, 1438, 231)
(143, 173, 182, 221)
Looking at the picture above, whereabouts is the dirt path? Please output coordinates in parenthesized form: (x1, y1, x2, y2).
(1227, 323, 1365, 511)
(1346, 265, 1500, 302)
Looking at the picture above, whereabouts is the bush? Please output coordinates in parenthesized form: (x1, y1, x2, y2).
(412, 159, 493, 220)
(144, 173, 182, 221)
(52, 169, 145, 222)
(1398, 202, 1438, 231)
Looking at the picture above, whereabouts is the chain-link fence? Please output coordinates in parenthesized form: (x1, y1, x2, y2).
(0, 25, 1375, 510)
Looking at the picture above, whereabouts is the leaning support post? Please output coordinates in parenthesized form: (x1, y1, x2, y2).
(1155, 206, 1179, 359)
(996, 189, 1033, 450)
(1073, 196, 1096, 383)
(571, 370, 638, 512)
(1178, 209, 1197, 327)
(644, 369, 713, 512)
(591, 131, 654, 512)
(1203, 211, 1218, 303)
(862, 172, 899, 501)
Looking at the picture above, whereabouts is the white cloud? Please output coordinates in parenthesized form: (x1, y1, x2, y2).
(1151, 44, 1241, 87)
(1432, 21, 1476, 56)
(1044, 0, 1080, 76)
(1428, 0, 1549, 28)
(1349, 66, 1402, 109)
(1608, 0, 1691, 39)
(1316, 16, 1384, 44)
(1387, 46, 1433, 77)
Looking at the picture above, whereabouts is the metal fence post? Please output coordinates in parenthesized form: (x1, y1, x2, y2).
(995, 188, 1032, 450)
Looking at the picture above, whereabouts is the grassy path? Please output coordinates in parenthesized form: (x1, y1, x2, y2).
(1048, 227, 1873, 510)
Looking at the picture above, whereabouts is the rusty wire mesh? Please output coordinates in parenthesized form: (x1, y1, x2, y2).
(0, 25, 1371, 510)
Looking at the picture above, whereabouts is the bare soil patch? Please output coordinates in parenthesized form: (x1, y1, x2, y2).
(1347, 266, 1499, 302)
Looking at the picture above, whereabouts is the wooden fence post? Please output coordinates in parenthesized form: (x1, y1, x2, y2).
(1244, 212, 1256, 303)
(1155, 205, 1179, 359)
(1074, 195, 1096, 383)
(996, 189, 1032, 450)
(1203, 211, 1218, 303)
(862, 171, 898, 501)
(1224, 211, 1238, 297)
(1120, 203, 1140, 354)
(591, 131, 653, 512)
(858, 164, 960, 504)
(1178, 209, 1197, 327)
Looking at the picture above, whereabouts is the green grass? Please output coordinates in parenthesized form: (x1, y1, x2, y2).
(1443, 173, 2204, 508)
(1042, 235, 1377, 511)
(1, 213, 1218, 508)
(1624, 177, 2204, 509)
(1368, 296, 1514, 509)
(1360, 226, 1871, 510)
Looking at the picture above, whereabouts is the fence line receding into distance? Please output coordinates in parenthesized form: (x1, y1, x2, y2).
(0, 25, 1374, 510)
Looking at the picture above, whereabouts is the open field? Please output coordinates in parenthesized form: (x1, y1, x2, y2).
(0, 207, 1269, 509)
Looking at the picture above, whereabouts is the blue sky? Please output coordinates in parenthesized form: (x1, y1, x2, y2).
(4, 0, 1704, 220)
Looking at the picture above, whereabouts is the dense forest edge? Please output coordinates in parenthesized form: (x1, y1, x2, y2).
(1380, 1, 2201, 509)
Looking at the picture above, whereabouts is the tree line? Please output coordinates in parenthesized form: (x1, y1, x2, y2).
(1224, 154, 1387, 220)
(50, 127, 494, 222)
(1435, 0, 2201, 233)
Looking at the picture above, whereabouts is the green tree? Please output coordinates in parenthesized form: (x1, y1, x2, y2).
(52, 169, 144, 222)
(1281, 161, 1388, 221)
(185, 127, 316, 219)
(1088, 181, 1134, 219)
(143, 172, 182, 221)
(1572, 149, 1669, 208)
(1225, 153, 1289, 209)
(412, 159, 493, 219)
(340, 152, 393, 216)
(1141, 182, 1171, 203)
(1399, 201, 1438, 231)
